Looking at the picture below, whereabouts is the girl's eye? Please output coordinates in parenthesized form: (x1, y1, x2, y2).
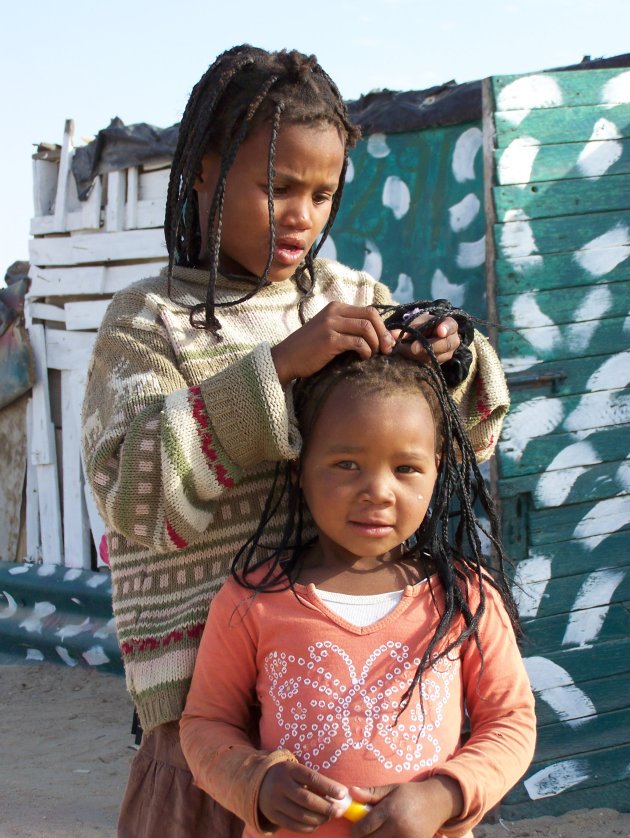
(396, 465, 418, 474)
(314, 193, 333, 205)
(335, 460, 357, 470)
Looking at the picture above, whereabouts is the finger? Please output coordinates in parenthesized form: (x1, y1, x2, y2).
(432, 316, 458, 339)
(331, 305, 394, 355)
(277, 797, 330, 828)
(333, 313, 393, 356)
(350, 806, 389, 837)
(428, 331, 461, 363)
(349, 784, 397, 804)
(289, 764, 348, 802)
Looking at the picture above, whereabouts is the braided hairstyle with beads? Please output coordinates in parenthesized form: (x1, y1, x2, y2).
(165, 45, 360, 336)
(231, 313, 520, 718)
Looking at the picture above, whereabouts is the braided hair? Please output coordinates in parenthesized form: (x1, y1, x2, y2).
(165, 45, 360, 336)
(231, 313, 520, 718)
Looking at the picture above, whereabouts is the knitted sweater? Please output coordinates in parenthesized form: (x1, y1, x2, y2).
(180, 571, 536, 837)
(81, 259, 509, 731)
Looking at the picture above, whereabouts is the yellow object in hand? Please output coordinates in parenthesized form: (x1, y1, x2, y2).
(339, 792, 371, 822)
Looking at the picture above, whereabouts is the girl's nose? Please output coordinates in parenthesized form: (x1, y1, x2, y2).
(281, 196, 312, 230)
(360, 473, 395, 504)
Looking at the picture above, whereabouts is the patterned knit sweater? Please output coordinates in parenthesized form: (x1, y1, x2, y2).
(81, 259, 509, 731)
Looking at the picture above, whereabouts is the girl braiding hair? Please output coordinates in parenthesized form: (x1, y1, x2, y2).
(181, 311, 535, 838)
(81, 43, 512, 837)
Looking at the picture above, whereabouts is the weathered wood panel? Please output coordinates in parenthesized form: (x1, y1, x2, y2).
(498, 315, 627, 362)
(498, 280, 629, 326)
(495, 104, 630, 147)
(493, 68, 630, 110)
(495, 137, 630, 185)
(495, 248, 630, 293)
(495, 174, 630, 220)
(489, 66, 630, 817)
(498, 423, 629, 478)
(495, 208, 630, 258)
(29, 227, 167, 266)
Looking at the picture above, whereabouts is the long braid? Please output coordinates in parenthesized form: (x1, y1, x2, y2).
(231, 315, 520, 723)
(165, 45, 361, 336)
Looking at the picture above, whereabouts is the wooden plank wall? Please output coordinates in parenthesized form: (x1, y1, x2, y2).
(27, 119, 168, 569)
(486, 67, 630, 817)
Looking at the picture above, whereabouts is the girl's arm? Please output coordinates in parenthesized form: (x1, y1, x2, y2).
(82, 285, 299, 551)
(180, 579, 346, 832)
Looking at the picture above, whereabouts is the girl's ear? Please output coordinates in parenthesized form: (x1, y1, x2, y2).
(194, 153, 220, 194)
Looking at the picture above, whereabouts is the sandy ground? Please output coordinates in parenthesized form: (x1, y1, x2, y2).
(1, 661, 629, 838)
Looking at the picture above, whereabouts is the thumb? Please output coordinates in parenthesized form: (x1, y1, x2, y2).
(349, 783, 397, 805)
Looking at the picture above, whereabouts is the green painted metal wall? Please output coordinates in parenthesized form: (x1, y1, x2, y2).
(330, 123, 488, 320)
(490, 67, 630, 817)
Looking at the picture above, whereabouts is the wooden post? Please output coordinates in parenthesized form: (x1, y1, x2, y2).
(28, 320, 64, 565)
(53, 120, 74, 232)
(61, 369, 92, 569)
(106, 170, 126, 233)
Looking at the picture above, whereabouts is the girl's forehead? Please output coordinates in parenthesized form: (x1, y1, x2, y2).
(244, 120, 344, 161)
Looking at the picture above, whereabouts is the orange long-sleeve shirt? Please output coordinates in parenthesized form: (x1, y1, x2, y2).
(181, 571, 536, 837)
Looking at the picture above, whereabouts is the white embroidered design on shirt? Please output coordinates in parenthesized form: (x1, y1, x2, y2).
(264, 640, 458, 773)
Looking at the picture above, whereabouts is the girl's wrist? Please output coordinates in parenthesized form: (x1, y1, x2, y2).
(427, 774, 464, 825)
(271, 344, 293, 387)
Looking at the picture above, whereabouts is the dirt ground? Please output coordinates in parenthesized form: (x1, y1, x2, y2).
(1, 661, 629, 838)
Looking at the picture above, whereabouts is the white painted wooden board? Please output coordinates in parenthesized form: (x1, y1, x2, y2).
(30, 176, 102, 235)
(32, 157, 58, 218)
(65, 299, 112, 331)
(25, 399, 41, 562)
(61, 369, 91, 568)
(29, 302, 66, 323)
(53, 120, 73, 231)
(29, 227, 167, 266)
(106, 170, 126, 233)
(45, 329, 96, 372)
(126, 167, 139, 229)
(28, 261, 167, 298)
(27, 323, 64, 564)
(28, 323, 55, 465)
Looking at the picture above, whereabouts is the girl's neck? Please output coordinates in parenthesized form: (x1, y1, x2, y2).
(296, 542, 427, 596)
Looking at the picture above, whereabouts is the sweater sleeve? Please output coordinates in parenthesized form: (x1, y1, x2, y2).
(180, 580, 297, 832)
(432, 586, 536, 836)
(371, 280, 509, 463)
(81, 286, 299, 551)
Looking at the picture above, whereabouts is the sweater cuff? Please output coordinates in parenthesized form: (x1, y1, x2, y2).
(194, 743, 298, 833)
(200, 343, 301, 469)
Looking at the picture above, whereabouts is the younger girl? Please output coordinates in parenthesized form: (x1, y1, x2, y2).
(82, 45, 510, 835)
(181, 329, 536, 838)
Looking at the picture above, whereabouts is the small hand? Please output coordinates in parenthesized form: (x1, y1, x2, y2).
(348, 776, 463, 838)
(271, 302, 395, 386)
(258, 761, 348, 833)
(391, 313, 461, 366)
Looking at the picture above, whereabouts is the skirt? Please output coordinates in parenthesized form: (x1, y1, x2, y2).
(117, 721, 244, 838)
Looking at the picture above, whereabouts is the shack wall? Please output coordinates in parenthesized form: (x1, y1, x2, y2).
(488, 66, 630, 816)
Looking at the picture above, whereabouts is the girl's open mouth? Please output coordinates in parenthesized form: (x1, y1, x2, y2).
(274, 241, 305, 265)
